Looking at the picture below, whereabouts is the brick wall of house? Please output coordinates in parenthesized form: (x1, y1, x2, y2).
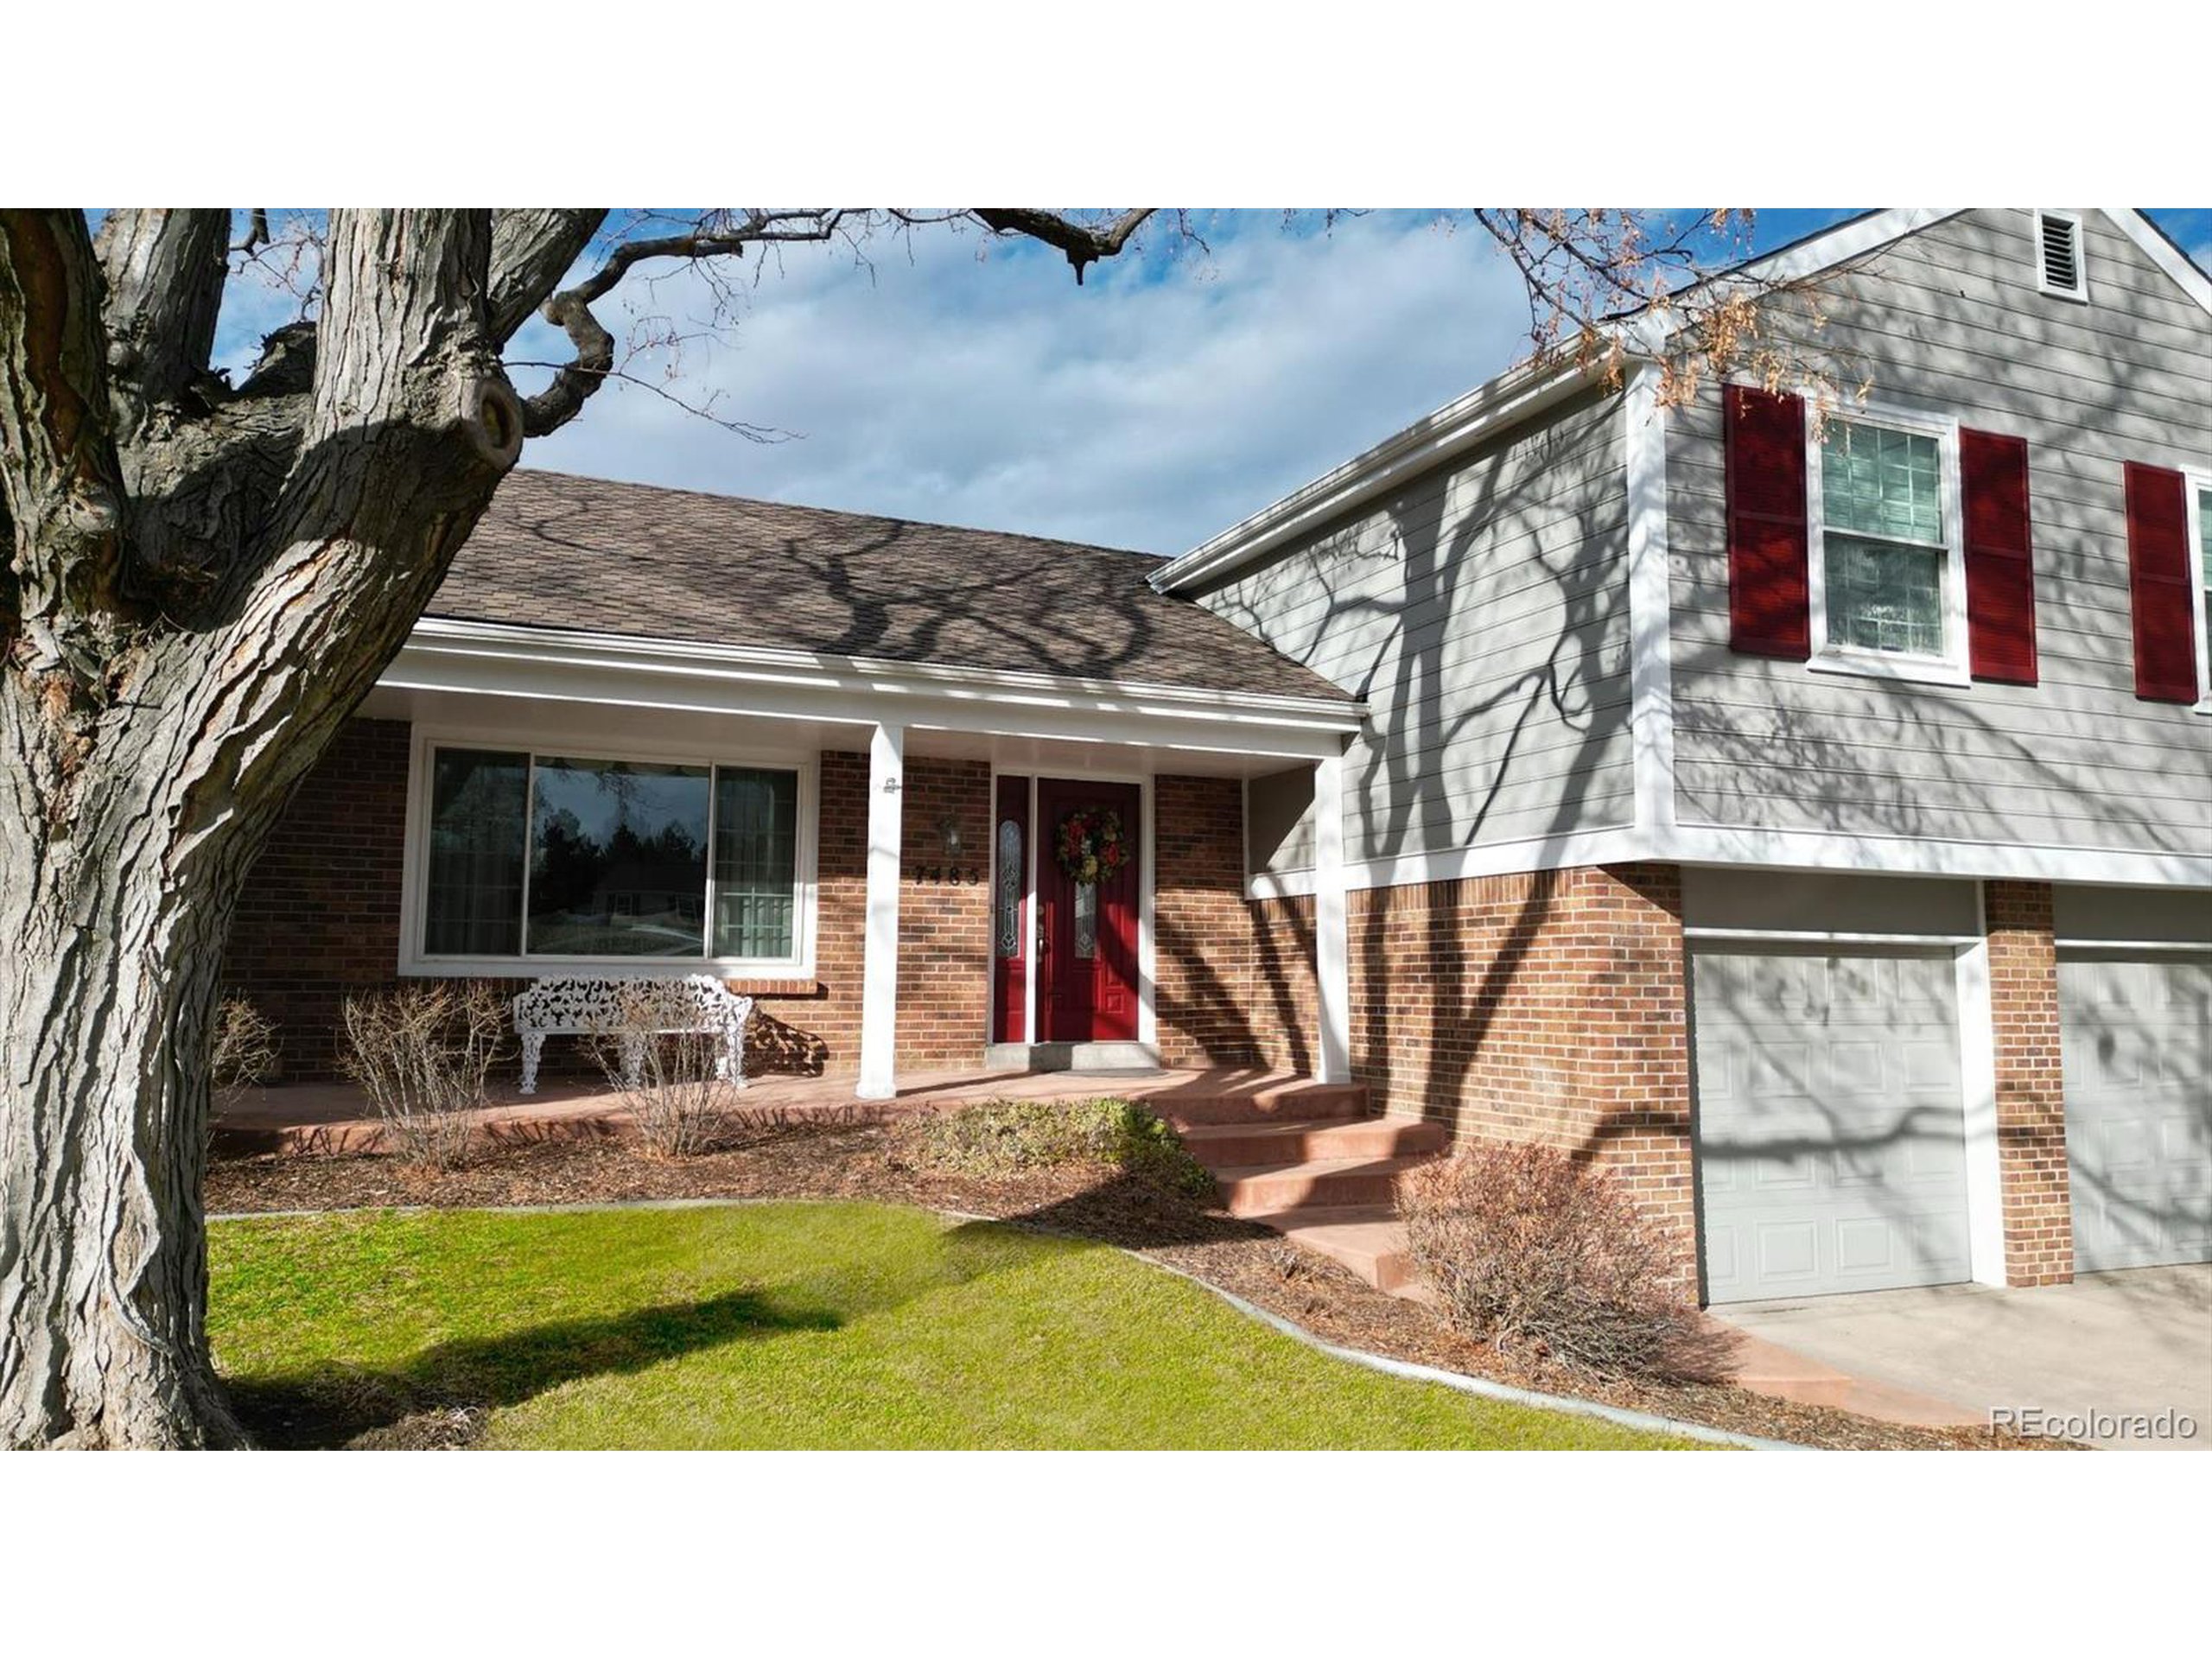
(221, 721, 999, 1081)
(1336, 862, 1699, 1277)
(1985, 878, 2073, 1287)
(225, 716, 414, 1079)
(1167, 840, 1700, 1276)
(887, 754, 995, 1069)
(1151, 774, 1316, 1068)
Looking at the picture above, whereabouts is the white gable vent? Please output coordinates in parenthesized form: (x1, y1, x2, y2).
(2034, 211, 2088, 301)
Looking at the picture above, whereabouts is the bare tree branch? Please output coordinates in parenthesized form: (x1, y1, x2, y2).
(518, 210, 854, 438)
(486, 208, 607, 343)
(502, 359, 795, 442)
(231, 210, 271, 257)
(970, 208, 1156, 283)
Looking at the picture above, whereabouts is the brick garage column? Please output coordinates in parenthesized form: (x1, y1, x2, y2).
(1338, 862, 1700, 1287)
(1985, 880, 2072, 1286)
(1583, 864, 1699, 1287)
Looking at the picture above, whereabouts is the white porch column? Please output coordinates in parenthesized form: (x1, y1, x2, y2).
(857, 721, 905, 1101)
(1312, 747, 1352, 1086)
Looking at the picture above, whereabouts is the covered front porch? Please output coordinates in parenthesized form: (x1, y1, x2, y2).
(300, 615, 1366, 1100)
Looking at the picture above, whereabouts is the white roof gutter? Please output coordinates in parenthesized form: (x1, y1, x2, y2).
(1148, 356, 1606, 595)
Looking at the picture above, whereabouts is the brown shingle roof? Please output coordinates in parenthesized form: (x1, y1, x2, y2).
(429, 469, 1354, 704)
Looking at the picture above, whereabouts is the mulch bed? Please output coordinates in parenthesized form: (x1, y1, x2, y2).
(207, 1118, 2063, 1451)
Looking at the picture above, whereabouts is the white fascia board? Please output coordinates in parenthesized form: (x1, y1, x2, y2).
(1659, 822, 2212, 891)
(404, 616, 1365, 724)
(1248, 825, 1653, 900)
(1722, 207, 1964, 292)
(2099, 208, 2212, 322)
(385, 620, 1360, 760)
(1149, 359, 1606, 595)
(1612, 208, 1967, 358)
(1247, 817, 2212, 902)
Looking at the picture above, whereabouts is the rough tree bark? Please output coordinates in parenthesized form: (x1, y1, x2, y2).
(0, 208, 575, 1447)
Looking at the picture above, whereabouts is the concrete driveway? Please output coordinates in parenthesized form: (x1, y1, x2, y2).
(1719, 1265, 2212, 1450)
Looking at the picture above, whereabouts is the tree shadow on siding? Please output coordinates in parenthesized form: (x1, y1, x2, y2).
(1207, 388, 1637, 1138)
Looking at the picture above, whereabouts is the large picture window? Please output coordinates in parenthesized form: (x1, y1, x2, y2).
(1812, 415, 1961, 672)
(416, 743, 808, 968)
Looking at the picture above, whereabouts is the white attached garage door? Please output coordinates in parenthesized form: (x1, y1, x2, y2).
(1692, 947, 1973, 1305)
(2061, 952, 2212, 1274)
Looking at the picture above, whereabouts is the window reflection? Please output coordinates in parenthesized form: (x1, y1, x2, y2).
(527, 758, 710, 957)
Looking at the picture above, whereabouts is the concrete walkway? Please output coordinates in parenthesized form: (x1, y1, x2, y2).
(1716, 1266, 2212, 1450)
(213, 1065, 1363, 1156)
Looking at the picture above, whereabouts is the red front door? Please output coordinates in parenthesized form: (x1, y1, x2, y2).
(1036, 779, 1141, 1043)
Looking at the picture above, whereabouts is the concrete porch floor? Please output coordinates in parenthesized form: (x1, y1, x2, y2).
(1713, 1266, 2212, 1450)
(213, 1065, 1364, 1156)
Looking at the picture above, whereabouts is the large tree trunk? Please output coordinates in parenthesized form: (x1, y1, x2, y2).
(0, 210, 536, 1447)
(0, 821, 245, 1446)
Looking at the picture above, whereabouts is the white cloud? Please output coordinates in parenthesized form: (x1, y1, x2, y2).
(518, 213, 1535, 553)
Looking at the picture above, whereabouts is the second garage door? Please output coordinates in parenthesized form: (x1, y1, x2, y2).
(1693, 947, 1973, 1305)
(2062, 952, 2212, 1274)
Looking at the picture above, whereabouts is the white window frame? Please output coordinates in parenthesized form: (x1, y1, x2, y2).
(2187, 473, 2212, 715)
(1805, 401, 1973, 689)
(2031, 210, 2090, 304)
(397, 723, 819, 980)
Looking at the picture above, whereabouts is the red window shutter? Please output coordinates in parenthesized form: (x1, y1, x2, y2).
(1961, 429, 2038, 684)
(2122, 461, 2202, 703)
(1723, 384, 1810, 658)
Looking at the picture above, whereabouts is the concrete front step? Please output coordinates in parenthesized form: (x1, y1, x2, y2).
(1181, 1116, 1448, 1169)
(1243, 1204, 1429, 1300)
(1214, 1154, 1433, 1217)
(1143, 1083, 1370, 1129)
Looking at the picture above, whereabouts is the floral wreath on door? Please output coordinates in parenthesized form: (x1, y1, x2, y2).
(1053, 807, 1128, 887)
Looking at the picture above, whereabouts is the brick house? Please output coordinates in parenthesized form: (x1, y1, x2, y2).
(229, 208, 2210, 1306)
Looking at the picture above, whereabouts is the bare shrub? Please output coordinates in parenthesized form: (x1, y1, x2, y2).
(210, 995, 280, 1099)
(339, 982, 507, 1171)
(1398, 1142, 1734, 1385)
(205, 995, 280, 1154)
(586, 986, 734, 1159)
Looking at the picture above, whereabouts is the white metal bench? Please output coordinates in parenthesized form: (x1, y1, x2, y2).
(512, 976, 755, 1096)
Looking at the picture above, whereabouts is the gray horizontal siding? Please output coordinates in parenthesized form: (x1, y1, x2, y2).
(1198, 386, 1633, 874)
(1668, 208, 2212, 859)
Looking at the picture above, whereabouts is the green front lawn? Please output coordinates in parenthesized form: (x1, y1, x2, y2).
(210, 1201, 1691, 1449)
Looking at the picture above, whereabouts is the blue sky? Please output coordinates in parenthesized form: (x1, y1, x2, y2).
(207, 209, 2212, 556)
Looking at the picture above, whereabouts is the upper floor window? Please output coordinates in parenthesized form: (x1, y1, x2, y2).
(1808, 412, 1967, 683)
(416, 742, 809, 971)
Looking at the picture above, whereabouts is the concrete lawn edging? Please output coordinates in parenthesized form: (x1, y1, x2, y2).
(1133, 1253, 1807, 1452)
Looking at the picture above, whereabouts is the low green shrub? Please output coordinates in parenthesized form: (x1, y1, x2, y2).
(904, 1096, 1213, 1198)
